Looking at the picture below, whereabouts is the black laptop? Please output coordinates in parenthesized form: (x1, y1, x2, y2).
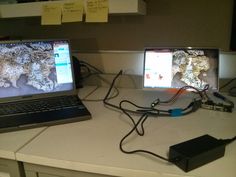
(0, 39, 91, 133)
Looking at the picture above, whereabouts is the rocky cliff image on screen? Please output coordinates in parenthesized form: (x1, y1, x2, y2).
(172, 50, 217, 89)
(0, 43, 57, 93)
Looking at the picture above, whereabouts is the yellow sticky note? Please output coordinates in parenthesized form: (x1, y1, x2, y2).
(41, 3, 62, 25)
(86, 0, 109, 23)
(62, 1, 84, 23)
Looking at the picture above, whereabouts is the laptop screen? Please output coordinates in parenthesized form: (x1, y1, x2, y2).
(143, 48, 219, 90)
(0, 39, 74, 98)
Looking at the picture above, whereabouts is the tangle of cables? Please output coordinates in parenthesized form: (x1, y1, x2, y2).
(78, 59, 120, 102)
(103, 70, 208, 162)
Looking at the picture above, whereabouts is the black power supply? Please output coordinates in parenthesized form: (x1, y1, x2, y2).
(169, 134, 226, 172)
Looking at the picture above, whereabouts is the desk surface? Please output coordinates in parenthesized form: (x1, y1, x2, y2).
(13, 87, 236, 177)
(0, 127, 46, 160)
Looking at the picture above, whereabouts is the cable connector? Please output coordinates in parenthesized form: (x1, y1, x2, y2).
(213, 92, 234, 108)
(151, 98, 160, 108)
(168, 108, 183, 117)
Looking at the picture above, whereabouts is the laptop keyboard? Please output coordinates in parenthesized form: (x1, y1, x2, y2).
(0, 95, 85, 117)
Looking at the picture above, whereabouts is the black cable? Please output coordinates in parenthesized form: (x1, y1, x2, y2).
(151, 85, 206, 107)
(119, 99, 236, 164)
(229, 87, 236, 97)
(104, 71, 200, 162)
(80, 64, 93, 79)
(213, 92, 234, 108)
(219, 77, 236, 90)
(103, 70, 122, 102)
(119, 100, 158, 134)
(103, 70, 203, 117)
(218, 136, 236, 145)
(81, 75, 120, 102)
(119, 102, 170, 162)
(103, 70, 235, 165)
(102, 71, 170, 161)
(219, 77, 236, 97)
(102, 70, 145, 115)
(78, 59, 103, 80)
(80, 60, 103, 74)
(78, 61, 120, 102)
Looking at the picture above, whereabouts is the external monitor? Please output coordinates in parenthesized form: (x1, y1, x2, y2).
(143, 48, 219, 90)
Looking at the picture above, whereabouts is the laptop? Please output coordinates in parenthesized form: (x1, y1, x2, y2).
(0, 39, 91, 133)
(143, 47, 219, 91)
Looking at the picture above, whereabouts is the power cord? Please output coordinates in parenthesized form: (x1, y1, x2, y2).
(103, 70, 203, 117)
(79, 60, 103, 80)
(219, 77, 236, 97)
(103, 70, 236, 171)
(220, 77, 236, 90)
(218, 136, 236, 145)
(151, 84, 208, 107)
(119, 101, 170, 162)
(77, 59, 120, 102)
(81, 75, 120, 102)
(103, 70, 205, 163)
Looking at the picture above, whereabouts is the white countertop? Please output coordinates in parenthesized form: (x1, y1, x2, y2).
(15, 87, 236, 177)
(0, 172, 10, 177)
(0, 127, 46, 160)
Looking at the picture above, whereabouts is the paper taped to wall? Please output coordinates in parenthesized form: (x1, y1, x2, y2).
(85, 0, 109, 23)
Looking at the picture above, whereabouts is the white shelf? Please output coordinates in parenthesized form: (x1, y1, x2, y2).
(0, 0, 146, 18)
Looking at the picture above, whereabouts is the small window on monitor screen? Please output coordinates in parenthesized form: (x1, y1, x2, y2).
(143, 48, 219, 91)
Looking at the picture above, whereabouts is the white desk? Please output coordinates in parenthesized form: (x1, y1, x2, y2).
(0, 128, 46, 160)
(0, 172, 10, 177)
(15, 87, 236, 177)
(0, 128, 46, 177)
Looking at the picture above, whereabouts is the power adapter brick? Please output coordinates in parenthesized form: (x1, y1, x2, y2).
(169, 134, 227, 172)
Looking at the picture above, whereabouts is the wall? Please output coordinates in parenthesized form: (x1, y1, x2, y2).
(220, 52, 236, 78)
(76, 51, 236, 78)
(0, 0, 235, 83)
(0, 0, 234, 51)
(75, 51, 236, 90)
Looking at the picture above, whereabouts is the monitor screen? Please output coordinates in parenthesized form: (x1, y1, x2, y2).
(143, 48, 219, 90)
(0, 39, 74, 98)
